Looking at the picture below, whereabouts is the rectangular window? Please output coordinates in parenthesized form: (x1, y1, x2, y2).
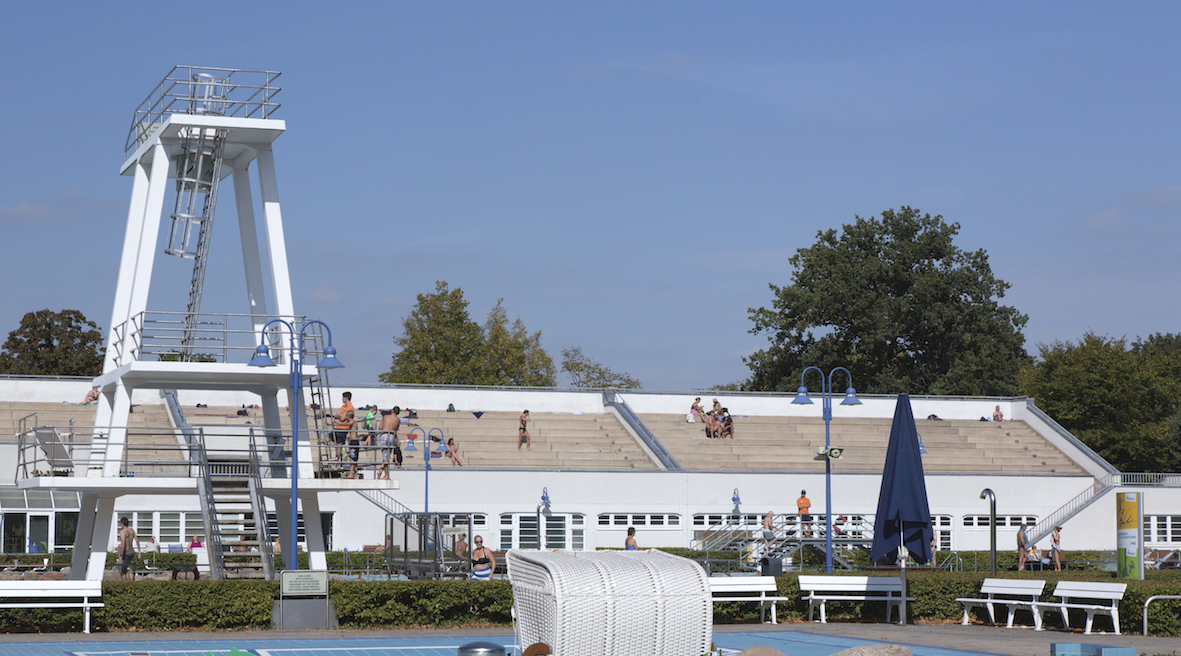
(598, 514, 610, 526)
(159, 512, 181, 543)
(631, 514, 646, 526)
(650, 515, 664, 526)
(185, 513, 205, 542)
(614, 514, 628, 526)
(55, 512, 79, 550)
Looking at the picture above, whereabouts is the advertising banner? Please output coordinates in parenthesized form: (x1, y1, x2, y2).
(1116, 492, 1142, 580)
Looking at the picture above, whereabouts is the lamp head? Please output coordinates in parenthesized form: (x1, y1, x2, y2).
(248, 344, 276, 367)
(840, 387, 861, 405)
(731, 488, 741, 507)
(541, 487, 551, 507)
(317, 345, 344, 369)
(434, 439, 449, 453)
(405, 435, 418, 451)
(791, 386, 813, 405)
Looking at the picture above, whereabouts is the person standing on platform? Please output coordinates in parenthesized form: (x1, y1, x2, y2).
(332, 392, 355, 462)
(762, 511, 776, 550)
(377, 406, 402, 479)
(797, 490, 812, 538)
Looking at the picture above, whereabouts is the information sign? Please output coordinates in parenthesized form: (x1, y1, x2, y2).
(281, 569, 328, 596)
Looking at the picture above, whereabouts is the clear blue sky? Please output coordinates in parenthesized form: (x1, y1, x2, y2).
(2, 3, 1179, 390)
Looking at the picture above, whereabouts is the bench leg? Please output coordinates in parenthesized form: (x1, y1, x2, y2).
(770, 599, 777, 625)
(1111, 609, 1119, 635)
(84, 604, 90, 634)
(961, 604, 971, 625)
(808, 600, 814, 623)
(820, 600, 827, 624)
(1084, 611, 1093, 635)
(1058, 604, 1070, 630)
(986, 602, 995, 625)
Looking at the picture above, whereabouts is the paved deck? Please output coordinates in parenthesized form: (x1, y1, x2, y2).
(0, 623, 1177, 656)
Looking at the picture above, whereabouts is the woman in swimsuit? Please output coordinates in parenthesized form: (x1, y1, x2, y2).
(444, 437, 462, 466)
(470, 535, 495, 580)
(625, 527, 638, 551)
(690, 398, 706, 423)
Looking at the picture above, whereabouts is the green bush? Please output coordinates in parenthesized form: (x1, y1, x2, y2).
(0, 567, 1178, 634)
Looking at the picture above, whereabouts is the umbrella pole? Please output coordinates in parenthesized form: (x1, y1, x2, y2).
(898, 520, 907, 626)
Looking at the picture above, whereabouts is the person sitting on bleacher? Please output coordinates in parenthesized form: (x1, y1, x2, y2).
(82, 386, 100, 405)
(718, 408, 735, 439)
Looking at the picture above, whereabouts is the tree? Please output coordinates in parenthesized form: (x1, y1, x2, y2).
(1018, 333, 1181, 472)
(380, 281, 485, 385)
(0, 309, 104, 376)
(480, 300, 556, 387)
(560, 347, 641, 389)
(380, 282, 556, 387)
(744, 207, 1030, 395)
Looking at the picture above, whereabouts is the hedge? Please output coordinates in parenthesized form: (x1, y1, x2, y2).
(0, 570, 1177, 635)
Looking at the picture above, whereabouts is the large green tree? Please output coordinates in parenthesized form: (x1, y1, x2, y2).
(0, 309, 104, 376)
(745, 207, 1030, 395)
(380, 281, 555, 387)
(560, 347, 641, 389)
(1018, 333, 1181, 472)
(480, 300, 556, 387)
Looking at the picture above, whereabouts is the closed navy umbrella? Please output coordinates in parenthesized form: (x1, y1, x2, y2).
(870, 393, 933, 566)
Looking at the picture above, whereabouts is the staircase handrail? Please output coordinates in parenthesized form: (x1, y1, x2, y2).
(248, 432, 275, 580)
(194, 428, 225, 579)
(602, 391, 680, 470)
(1028, 474, 1115, 545)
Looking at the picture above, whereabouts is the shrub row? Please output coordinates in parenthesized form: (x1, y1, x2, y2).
(0, 570, 1177, 635)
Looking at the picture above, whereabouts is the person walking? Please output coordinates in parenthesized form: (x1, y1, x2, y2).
(518, 410, 531, 451)
(470, 536, 496, 580)
(1017, 523, 1030, 571)
(117, 517, 140, 581)
(1051, 526, 1063, 571)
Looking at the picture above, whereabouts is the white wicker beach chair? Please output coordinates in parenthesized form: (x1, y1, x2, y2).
(507, 549, 712, 656)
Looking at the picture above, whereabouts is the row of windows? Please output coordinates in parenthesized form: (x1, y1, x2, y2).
(1144, 516, 1181, 543)
(598, 513, 681, 527)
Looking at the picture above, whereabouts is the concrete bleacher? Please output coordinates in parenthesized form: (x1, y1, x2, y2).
(4, 401, 1084, 475)
(639, 413, 1086, 474)
(383, 409, 657, 471)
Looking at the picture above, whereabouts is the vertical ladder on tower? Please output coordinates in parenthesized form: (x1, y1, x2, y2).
(164, 73, 230, 360)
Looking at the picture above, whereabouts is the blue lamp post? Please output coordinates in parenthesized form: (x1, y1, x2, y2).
(792, 366, 860, 573)
(536, 487, 551, 549)
(248, 319, 343, 571)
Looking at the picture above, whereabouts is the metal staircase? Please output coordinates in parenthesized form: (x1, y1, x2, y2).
(193, 428, 276, 579)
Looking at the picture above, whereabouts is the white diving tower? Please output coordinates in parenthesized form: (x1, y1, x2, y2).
(15, 66, 396, 581)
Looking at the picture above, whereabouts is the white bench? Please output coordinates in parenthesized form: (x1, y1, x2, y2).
(709, 575, 790, 624)
(955, 578, 1046, 627)
(1031, 580, 1127, 634)
(798, 575, 912, 623)
(0, 580, 104, 633)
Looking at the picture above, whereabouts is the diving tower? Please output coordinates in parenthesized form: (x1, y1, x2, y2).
(17, 66, 396, 581)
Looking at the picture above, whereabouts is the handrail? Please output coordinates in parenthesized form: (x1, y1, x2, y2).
(194, 428, 225, 579)
(1143, 595, 1181, 635)
(602, 391, 679, 470)
(126, 66, 281, 159)
(1028, 475, 1113, 545)
(248, 433, 275, 580)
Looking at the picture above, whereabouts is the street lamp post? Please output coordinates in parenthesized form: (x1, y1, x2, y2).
(536, 487, 551, 549)
(792, 366, 860, 574)
(249, 319, 344, 571)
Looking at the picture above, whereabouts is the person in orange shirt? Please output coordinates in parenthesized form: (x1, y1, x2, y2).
(797, 490, 812, 538)
(332, 392, 355, 462)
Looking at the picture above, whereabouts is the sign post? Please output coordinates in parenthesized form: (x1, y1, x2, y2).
(278, 570, 332, 629)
